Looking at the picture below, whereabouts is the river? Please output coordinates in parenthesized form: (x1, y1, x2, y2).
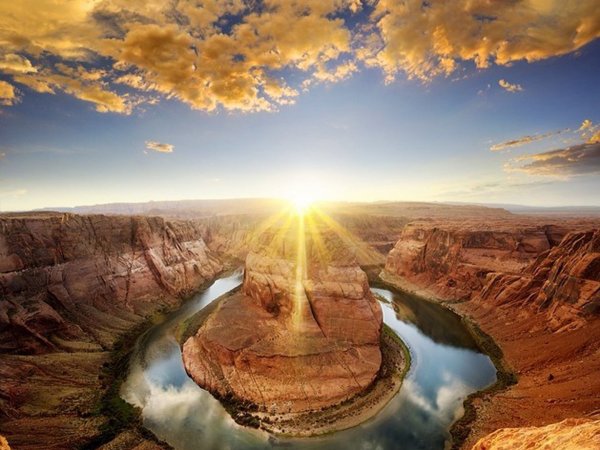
(121, 270, 496, 450)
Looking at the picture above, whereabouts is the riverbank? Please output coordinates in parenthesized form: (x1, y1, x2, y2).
(378, 270, 600, 450)
(80, 268, 239, 449)
(91, 265, 243, 449)
(178, 290, 411, 437)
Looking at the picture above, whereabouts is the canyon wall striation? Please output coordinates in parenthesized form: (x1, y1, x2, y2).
(382, 219, 600, 449)
(0, 212, 222, 449)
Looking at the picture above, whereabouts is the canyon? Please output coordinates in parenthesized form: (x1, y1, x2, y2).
(0, 201, 599, 449)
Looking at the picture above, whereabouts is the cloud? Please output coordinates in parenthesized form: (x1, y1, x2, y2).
(360, 0, 600, 82)
(0, 0, 599, 112)
(13, 65, 130, 113)
(498, 79, 523, 93)
(0, 0, 357, 113)
(145, 140, 174, 153)
(578, 119, 600, 144)
(0, 54, 37, 73)
(0, 80, 18, 105)
(508, 143, 600, 177)
(579, 119, 593, 131)
(490, 130, 566, 152)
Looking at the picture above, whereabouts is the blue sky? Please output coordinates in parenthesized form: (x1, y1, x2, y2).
(0, 1, 599, 211)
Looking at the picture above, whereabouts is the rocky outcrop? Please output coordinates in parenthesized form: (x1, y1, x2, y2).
(384, 221, 599, 329)
(476, 230, 600, 331)
(384, 221, 569, 302)
(0, 213, 221, 354)
(472, 418, 600, 450)
(182, 226, 383, 416)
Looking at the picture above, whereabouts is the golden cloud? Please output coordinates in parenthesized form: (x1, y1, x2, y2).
(578, 119, 600, 144)
(145, 140, 174, 153)
(498, 79, 523, 93)
(362, 0, 600, 81)
(0, 0, 599, 112)
(0, 54, 37, 73)
(490, 129, 567, 152)
(579, 119, 593, 131)
(0, 80, 18, 105)
(507, 143, 600, 177)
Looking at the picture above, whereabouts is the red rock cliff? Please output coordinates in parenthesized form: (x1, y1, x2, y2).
(475, 230, 600, 331)
(0, 213, 222, 354)
(384, 221, 569, 301)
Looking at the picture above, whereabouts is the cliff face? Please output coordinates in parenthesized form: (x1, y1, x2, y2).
(0, 212, 221, 449)
(384, 221, 568, 302)
(384, 222, 600, 330)
(382, 220, 600, 449)
(472, 418, 600, 450)
(0, 213, 222, 354)
(476, 230, 600, 331)
(183, 226, 383, 415)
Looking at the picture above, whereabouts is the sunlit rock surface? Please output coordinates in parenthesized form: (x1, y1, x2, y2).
(0, 435, 10, 450)
(476, 230, 600, 331)
(183, 212, 383, 413)
(472, 418, 600, 450)
(384, 221, 599, 331)
(0, 212, 221, 449)
(382, 218, 600, 448)
(0, 213, 221, 353)
(384, 220, 570, 302)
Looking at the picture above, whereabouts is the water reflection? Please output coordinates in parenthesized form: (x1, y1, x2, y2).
(121, 273, 496, 450)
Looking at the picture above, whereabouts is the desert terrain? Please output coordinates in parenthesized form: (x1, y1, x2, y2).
(0, 200, 598, 449)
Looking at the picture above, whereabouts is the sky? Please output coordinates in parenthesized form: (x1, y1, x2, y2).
(0, 0, 599, 211)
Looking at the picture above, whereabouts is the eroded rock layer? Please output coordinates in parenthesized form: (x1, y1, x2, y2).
(183, 221, 383, 414)
(0, 213, 221, 353)
(0, 212, 221, 449)
(472, 418, 600, 450)
(476, 230, 600, 331)
(384, 221, 570, 302)
(382, 219, 600, 449)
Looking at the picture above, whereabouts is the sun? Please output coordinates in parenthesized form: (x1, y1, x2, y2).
(289, 192, 314, 215)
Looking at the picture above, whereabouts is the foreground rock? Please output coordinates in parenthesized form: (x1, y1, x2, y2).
(382, 221, 600, 448)
(182, 216, 406, 435)
(0, 212, 221, 449)
(472, 418, 600, 450)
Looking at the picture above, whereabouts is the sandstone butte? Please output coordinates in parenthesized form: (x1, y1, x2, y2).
(383, 220, 600, 448)
(182, 221, 395, 432)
